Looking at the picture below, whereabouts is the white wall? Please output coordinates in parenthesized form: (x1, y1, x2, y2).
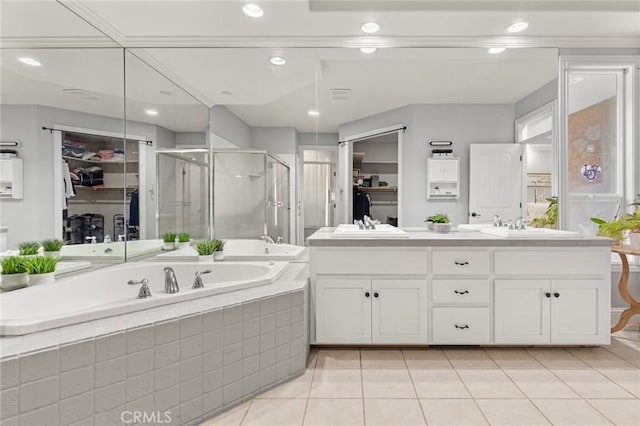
(210, 106, 252, 149)
(298, 132, 339, 146)
(515, 79, 557, 119)
(176, 132, 206, 146)
(526, 145, 553, 174)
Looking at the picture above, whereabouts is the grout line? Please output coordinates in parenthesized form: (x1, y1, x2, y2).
(237, 400, 253, 426)
(583, 398, 622, 425)
(402, 348, 429, 425)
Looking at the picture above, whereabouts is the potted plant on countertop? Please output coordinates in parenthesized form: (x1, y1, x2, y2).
(162, 233, 177, 251)
(1, 256, 29, 291)
(18, 241, 40, 256)
(424, 215, 437, 231)
(177, 233, 191, 249)
(213, 239, 226, 261)
(429, 213, 452, 233)
(627, 195, 640, 249)
(42, 238, 65, 259)
(24, 255, 58, 285)
(530, 196, 558, 229)
(195, 240, 217, 262)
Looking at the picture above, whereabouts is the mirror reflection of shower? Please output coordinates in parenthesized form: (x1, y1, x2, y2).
(156, 150, 210, 239)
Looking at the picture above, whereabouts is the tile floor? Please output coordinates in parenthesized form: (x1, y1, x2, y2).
(201, 327, 640, 425)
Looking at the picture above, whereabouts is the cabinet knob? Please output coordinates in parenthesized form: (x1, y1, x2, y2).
(454, 324, 469, 330)
(454, 290, 469, 295)
(365, 292, 370, 298)
(545, 292, 552, 298)
(373, 292, 379, 298)
(471, 212, 481, 217)
(553, 292, 560, 298)
(454, 261, 469, 266)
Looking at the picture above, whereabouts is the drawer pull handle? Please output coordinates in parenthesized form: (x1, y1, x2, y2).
(454, 324, 469, 330)
(553, 292, 560, 298)
(545, 292, 552, 298)
(454, 261, 469, 266)
(454, 290, 469, 295)
(365, 292, 370, 298)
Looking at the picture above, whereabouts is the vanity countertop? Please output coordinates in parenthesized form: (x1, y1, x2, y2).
(306, 227, 612, 247)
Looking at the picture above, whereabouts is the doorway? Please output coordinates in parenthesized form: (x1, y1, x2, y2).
(300, 148, 337, 241)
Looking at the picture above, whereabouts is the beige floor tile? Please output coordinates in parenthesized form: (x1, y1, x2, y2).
(410, 369, 471, 398)
(304, 399, 364, 426)
(526, 348, 591, 370)
(503, 369, 580, 399)
(606, 348, 640, 368)
(598, 369, 640, 397)
(360, 349, 406, 369)
(362, 369, 416, 398)
(309, 369, 362, 398)
(420, 399, 488, 426)
(403, 348, 452, 370)
(476, 399, 550, 426)
(532, 399, 612, 425)
(257, 369, 313, 399)
(307, 349, 319, 369)
(202, 401, 251, 426)
(364, 399, 426, 426)
(588, 399, 640, 426)
(457, 369, 525, 399)
(552, 369, 635, 399)
(485, 348, 544, 369)
(241, 399, 306, 426)
(444, 349, 498, 369)
(612, 327, 640, 342)
(315, 349, 361, 369)
(567, 347, 637, 369)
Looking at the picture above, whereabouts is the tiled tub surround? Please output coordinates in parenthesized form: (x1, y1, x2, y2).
(0, 263, 309, 426)
(154, 239, 308, 262)
(0, 261, 290, 335)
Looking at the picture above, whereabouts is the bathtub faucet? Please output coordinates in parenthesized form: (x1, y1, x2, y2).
(164, 267, 179, 294)
(128, 278, 151, 299)
(192, 270, 211, 289)
(261, 235, 276, 244)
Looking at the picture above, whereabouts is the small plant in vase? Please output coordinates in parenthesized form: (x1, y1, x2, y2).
(177, 233, 191, 249)
(530, 196, 558, 229)
(41, 239, 65, 258)
(590, 216, 625, 245)
(213, 239, 226, 261)
(162, 233, 177, 251)
(429, 213, 451, 233)
(1, 256, 29, 291)
(18, 241, 40, 256)
(195, 240, 217, 261)
(24, 255, 58, 285)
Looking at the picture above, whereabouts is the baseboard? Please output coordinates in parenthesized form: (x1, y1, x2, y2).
(611, 307, 640, 326)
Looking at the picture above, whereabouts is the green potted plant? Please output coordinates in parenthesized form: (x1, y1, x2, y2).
(23, 255, 58, 285)
(590, 216, 625, 244)
(530, 196, 558, 229)
(429, 213, 451, 233)
(213, 239, 226, 261)
(1, 256, 29, 291)
(162, 233, 177, 251)
(195, 240, 217, 261)
(177, 233, 191, 249)
(41, 238, 65, 258)
(424, 215, 437, 231)
(18, 241, 40, 256)
(627, 195, 640, 249)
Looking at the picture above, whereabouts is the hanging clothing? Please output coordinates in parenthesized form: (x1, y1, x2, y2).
(62, 160, 75, 209)
(353, 190, 371, 221)
(129, 191, 140, 227)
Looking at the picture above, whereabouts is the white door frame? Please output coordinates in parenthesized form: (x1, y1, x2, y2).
(339, 124, 405, 226)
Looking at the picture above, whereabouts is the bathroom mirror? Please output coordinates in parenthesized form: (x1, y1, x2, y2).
(0, 1, 128, 266)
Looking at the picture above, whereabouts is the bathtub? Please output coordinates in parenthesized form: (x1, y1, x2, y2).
(0, 261, 289, 336)
(60, 239, 163, 261)
(153, 239, 307, 262)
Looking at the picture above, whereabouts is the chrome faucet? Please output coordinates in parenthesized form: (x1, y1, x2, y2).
(363, 215, 376, 230)
(128, 278, 151, 299)
(192, 270, 211, 289)
(493, 215, 503, 227)
(275, 236, 284, 245)
(164, 267, 179, 294)
(355, 219, 365, 229)
(261, 235, 276, 244)
(514, 217, 526, 230)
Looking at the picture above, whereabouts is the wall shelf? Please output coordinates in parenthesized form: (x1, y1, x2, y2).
(426, 157, 460, 200)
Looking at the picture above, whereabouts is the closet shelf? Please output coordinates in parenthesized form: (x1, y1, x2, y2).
(63, 156, 137, 165)
(356, 186, 397, 192)
(74, 186, 137, 192)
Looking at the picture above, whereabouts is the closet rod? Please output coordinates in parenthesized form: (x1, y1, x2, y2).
(69, 200, 130, 205)
(371, 201, 398, 206)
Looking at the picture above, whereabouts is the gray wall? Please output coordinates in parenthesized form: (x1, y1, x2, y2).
(298, 132, 339, 146)
(251, 127, 297, 155)
(515, 79, 557, 118)
(209, 106, 252, 149)
(176, 132, 207, 146)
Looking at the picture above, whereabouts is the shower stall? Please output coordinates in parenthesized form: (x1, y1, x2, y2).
(212, 150, 291, 243)
(156, 149, 210, 239)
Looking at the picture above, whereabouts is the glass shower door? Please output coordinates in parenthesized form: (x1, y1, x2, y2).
(266, 158, 290, 243)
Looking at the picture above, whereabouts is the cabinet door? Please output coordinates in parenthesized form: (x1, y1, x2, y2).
(495, 280, 550, 344)
(550, 280, 610, 345)
(428, 159, 444, 181)
(316, 278, 371, 344)
(441, 160, 459, 182)
(371, 279, 428, 344)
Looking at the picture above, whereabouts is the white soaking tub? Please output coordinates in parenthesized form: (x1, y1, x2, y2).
(154, 239, 307, 262)
(0, 261, 289, 335)
(60, 239, 164, 261)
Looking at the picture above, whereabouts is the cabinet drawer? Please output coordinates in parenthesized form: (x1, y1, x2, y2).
(314, 248, 428, 275)
(494, 250, 610, 276)
(432, 307, 490, 344)
(432, 251, 490, 275)
(432, 279, 490, 304)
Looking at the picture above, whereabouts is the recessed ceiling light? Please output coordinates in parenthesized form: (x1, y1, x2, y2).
(361, 22, 380, 34)
(145, 109, 159, 116)
(569, 76, 584, 84)
(243, 4, 264, 18)
(18, 57, 41, 67)
(360, 47, 377, 54)
(508, 22, 529, 33)
(488, 47, 507, 54)
(270, 56, 286, 66)
(308, 110, 320, 117)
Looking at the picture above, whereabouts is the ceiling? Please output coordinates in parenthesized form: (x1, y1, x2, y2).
(0, 0, 638, 133)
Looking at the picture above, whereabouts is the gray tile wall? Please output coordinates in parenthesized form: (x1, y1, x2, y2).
(0, 285, 308, 426)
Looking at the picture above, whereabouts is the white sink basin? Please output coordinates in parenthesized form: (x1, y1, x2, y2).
(457, 224, 493, 231)
(332, 224, 409, 238)
(480, 227, 583, 238)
